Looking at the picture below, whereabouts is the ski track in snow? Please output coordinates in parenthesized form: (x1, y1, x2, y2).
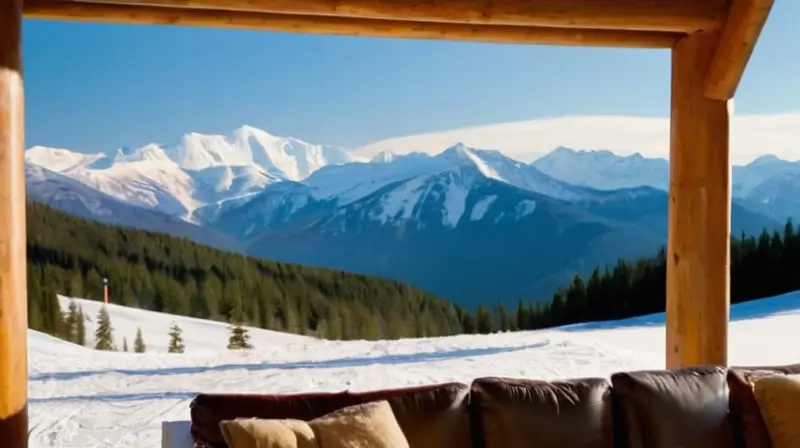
(27, 291, 800, 447)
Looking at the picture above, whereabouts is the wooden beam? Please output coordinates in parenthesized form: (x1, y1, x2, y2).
(0, 0, 28, 445)
(705, 0, 774, 100)
(52, 0, 729, 33)
(24, 2, 681, 48)
(667, 31, 731, 369)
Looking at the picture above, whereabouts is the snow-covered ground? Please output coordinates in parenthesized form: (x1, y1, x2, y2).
(29, 291, 800, 447)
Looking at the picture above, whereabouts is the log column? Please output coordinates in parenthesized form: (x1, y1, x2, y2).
(667, 31, 732, 369)
(0, 0, 28, 445)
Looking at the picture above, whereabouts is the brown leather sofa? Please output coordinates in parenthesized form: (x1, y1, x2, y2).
(189, 362, 800, 448)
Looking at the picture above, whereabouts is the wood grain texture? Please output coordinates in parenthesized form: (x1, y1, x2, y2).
(0, 0, 28, 445)
(34, 0, 729, 32)
(667, 31, 731, 369)
(705, 0, 775, 100)
(24, 2, 681, 48)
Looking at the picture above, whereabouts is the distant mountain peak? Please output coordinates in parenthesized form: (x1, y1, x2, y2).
(233, 124, 265, 134)
(113, 144, 172, 165)
(550, 146, 576, 155)
(532, 147, 669, 191)
(441, 142, 471, 157)
(370, 150, 397, 164)
(24, 125, 358, 219)
(748, 154, 785, 166)
(25, 146, 107, 173)
(543, 146, 626, 162)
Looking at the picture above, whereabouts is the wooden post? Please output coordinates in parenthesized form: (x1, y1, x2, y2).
(0, 0, 28, 445)
(666, 31, 732, 369)
(103, 277, 109, 304)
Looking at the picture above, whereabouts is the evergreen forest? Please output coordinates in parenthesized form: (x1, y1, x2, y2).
(26, 201, 469, 341)
(25, 201, 800, 344)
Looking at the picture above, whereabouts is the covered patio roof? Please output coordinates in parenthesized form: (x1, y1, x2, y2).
(0, 0, 775, 446)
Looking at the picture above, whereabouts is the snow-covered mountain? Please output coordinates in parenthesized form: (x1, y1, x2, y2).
(207, 144, 601, 237)
(26, 165, 239, 251)
(531, 147, 800, 223)
(25, 126, 356, 220)
(201, 144, 779, 306)
(532, 147, 670, 191)
(24, 123, 796, 307)
(733, 156, 800, 223)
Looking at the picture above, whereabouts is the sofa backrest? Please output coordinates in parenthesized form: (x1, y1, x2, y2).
(190, 382, 471, 448)
(470, 376, 616, 448)
(189, 362, 800, 448)
(611, 365, 735, 448)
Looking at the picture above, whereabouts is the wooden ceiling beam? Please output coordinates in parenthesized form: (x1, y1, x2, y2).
(62, 0, 728, 33)
(23, 2, 682, 48)
(704, 0, 775, 100)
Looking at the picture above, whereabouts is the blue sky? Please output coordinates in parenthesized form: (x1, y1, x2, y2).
(23, 2, 799, 153)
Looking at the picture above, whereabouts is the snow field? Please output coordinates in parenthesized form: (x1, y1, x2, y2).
(26, 291, 800, 447)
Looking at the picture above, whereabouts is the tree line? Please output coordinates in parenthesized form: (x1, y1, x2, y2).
(26, 201, 800, 342)
(468, 220, 800, 334)
(26, 201, 469, 342)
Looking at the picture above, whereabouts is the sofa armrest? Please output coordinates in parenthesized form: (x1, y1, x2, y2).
(162, 420, 194, 448)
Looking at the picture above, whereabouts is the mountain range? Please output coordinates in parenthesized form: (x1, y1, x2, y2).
(25, 123, 798, 308)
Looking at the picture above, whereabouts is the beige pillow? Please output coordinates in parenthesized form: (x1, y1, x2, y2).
(752, 374, 800, 448)
(309, 400, 410, 448)
(219, 418, 318, 448)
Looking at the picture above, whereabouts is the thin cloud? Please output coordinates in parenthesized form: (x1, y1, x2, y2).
(352, 112, 800, 166)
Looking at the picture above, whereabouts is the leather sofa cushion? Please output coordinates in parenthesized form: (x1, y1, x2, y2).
(611, 365, 735, 448)
(728, 363, 800, 448)
(191, 382, 470, 448)
(752, 374, 800, 448)
(470, 376, 615, 448)
(351, 383, 471, 448)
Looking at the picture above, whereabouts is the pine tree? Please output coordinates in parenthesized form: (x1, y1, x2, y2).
(123, 337, 129, 352)
(64, 299, 82, 343)
(75, 306, 86, 346)
(495, 303, 510, 332)
(167, 322, 185, 354)
(94, 305, 115, 351)
(515, 299, 529, 331)
(475, 305, 494, 334)
(27, 266, 45, 331)
(227, 297, 253, 350)
(227, 324, 253, 350)
(134, 327, 146, 353)
(41, 288, 63, 338)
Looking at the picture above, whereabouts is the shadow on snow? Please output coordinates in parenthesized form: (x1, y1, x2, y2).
(30, 340, 549, 385)
(30, 391, 198, 404)
(555, 291, 800, 332)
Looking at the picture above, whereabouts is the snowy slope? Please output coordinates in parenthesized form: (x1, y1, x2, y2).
(28, 290, 800, 447)
(25, 126, 355, 220)
(54, 295, 314, 354)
